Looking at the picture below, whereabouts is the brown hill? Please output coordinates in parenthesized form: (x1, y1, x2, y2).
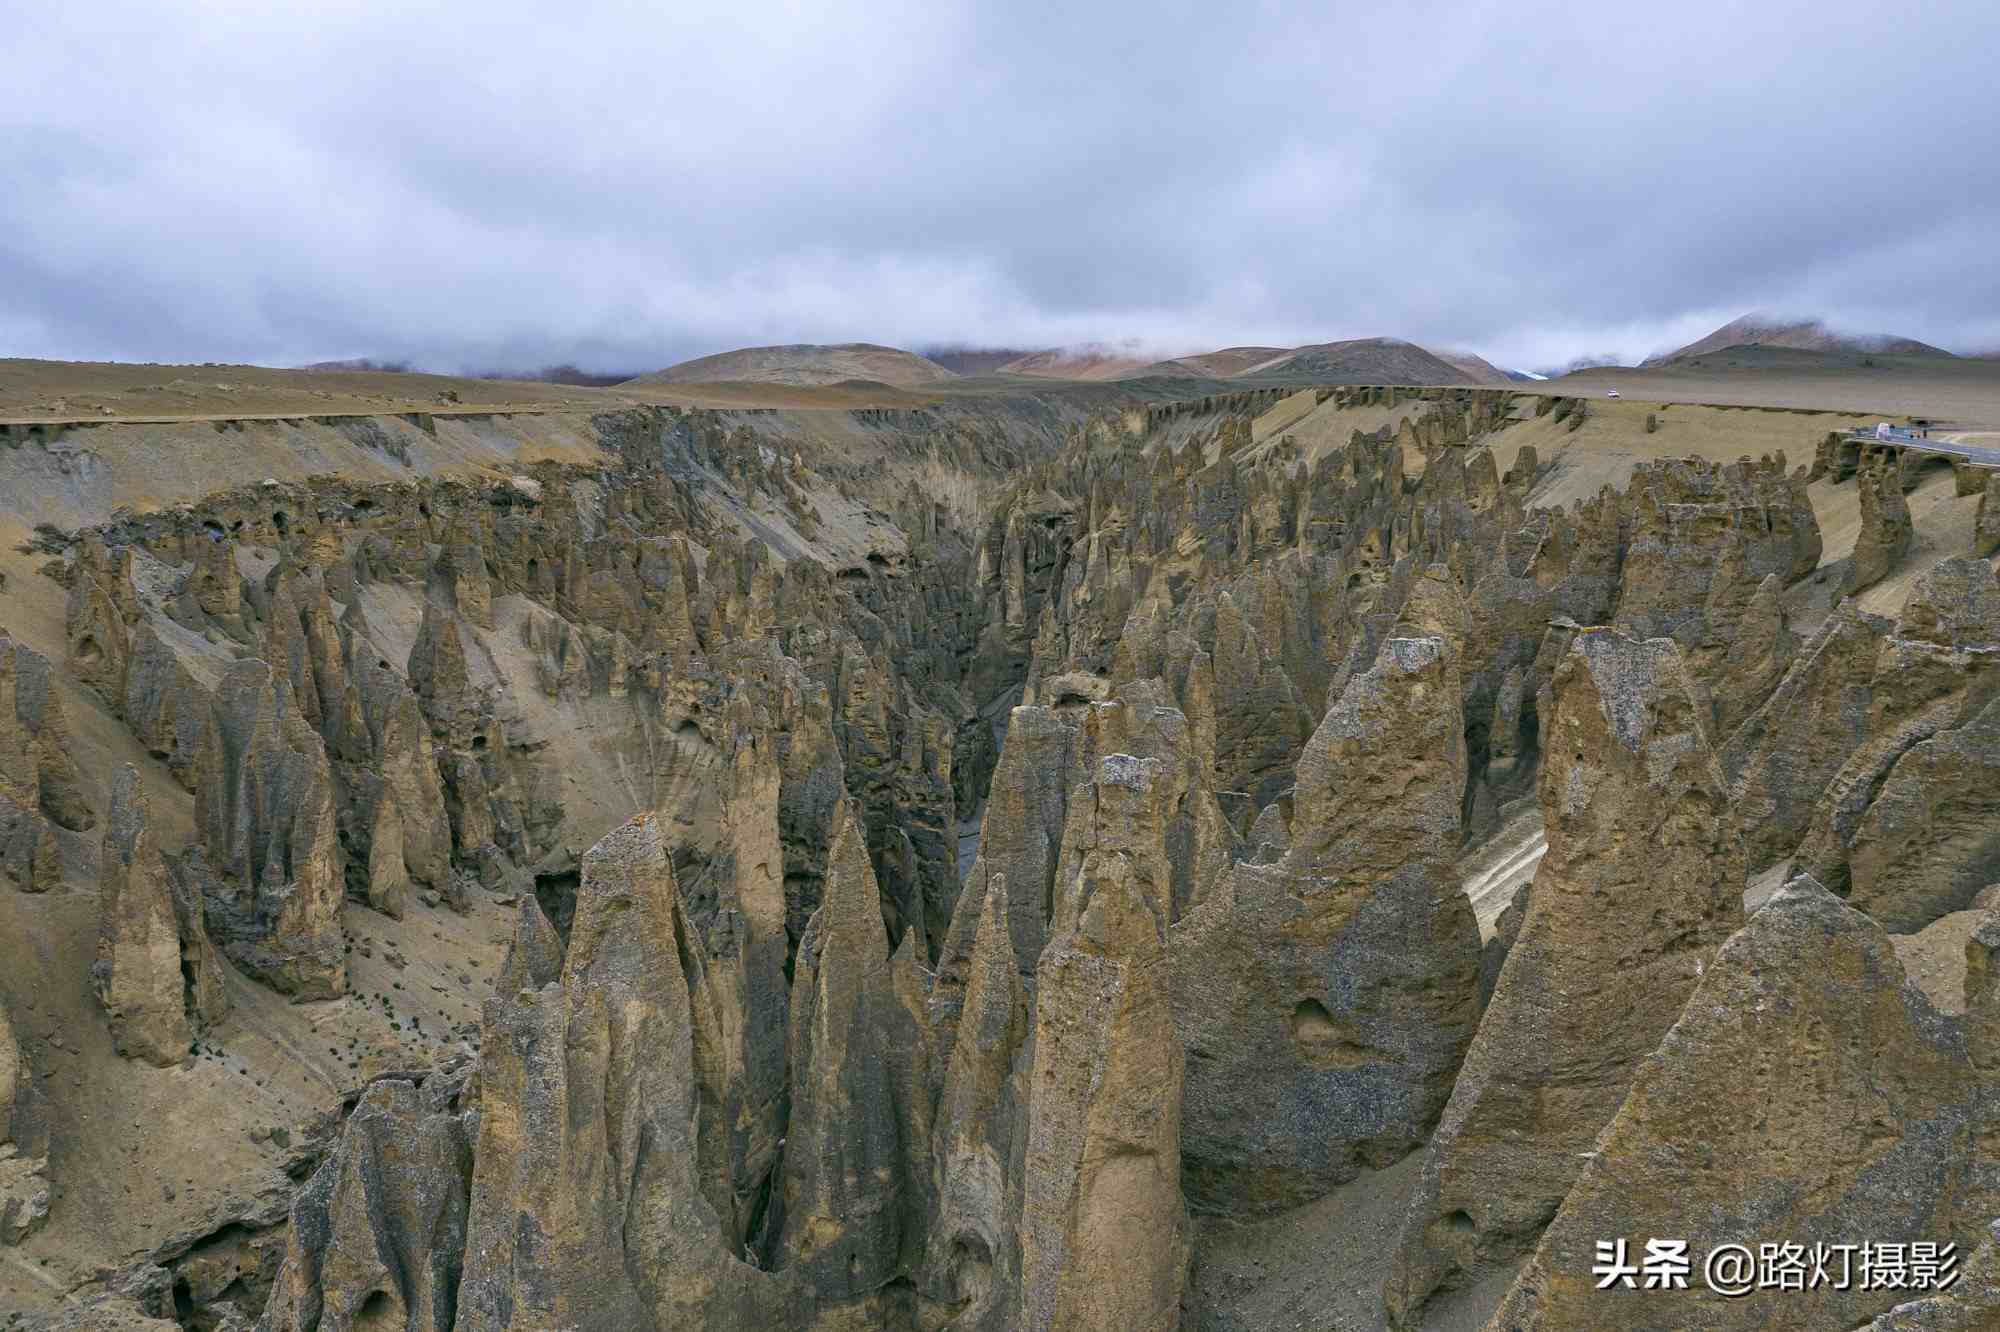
(994, 345, 1163, 380)
(956, 338, 1494, 386)
(1125, 346, 1293, 380)
(1432, 350, 1518, 385)
(1644, 314, 1953, 366)
(1242, 337, 1479, 385)
(919, 347, 1041, 377)
(630, 342, 959, 388)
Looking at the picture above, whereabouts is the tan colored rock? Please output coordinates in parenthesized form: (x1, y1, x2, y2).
(1385, 630, 1744, 1327)
(3, 631, 94, 892)
(260, 1072, 474, 1332)
(1209, 593, 1311, 809)
(954, 706, 1077, 984)
(456, 813, 787, 1331)
(260, 566, 324, 734)
(0, 637, 57, 893)
(344, 650, 452, 893)
(407, 599, 479, 743)
(1617, 457, 1820, 644)
(1171, 634, 1480, 1215)
(1477, 879, 1530, 1012)
(1488, 876, 1982, 1331)
(678, 710, 792, 1252)
(1843, 696, 2000, 932)
(1891, 554, 2000, 650)
(167, 858, 231, 1035)
(121, 620, 212, 791)
(65, 537, 136, 701)
(1064, 680, 1235, 923)
(1978, 469, 2000, 558)
(1849, 455, 1913, 593)
(0, 782, 56, 895)
(190, 659, 347, 997)
(188, 532, 245, 627)
(1720, 603, 1888, 867)
(436, 527, 494, 629)
(362, 785, 409, 918)
(93, 766, 193, 1065)
(0, 1005, 17, 1149)
(1967, 908, 2000, 1074)
(1020, 754, 1188, 1332)
(493, 892, 564, 995)
(777, 797, 931, 1301)
(1707, 571, 1796, 739)
(1793, 560, 2000, 905)
(920, 872, 1029, 1331)
(1, 999, 50, 1246)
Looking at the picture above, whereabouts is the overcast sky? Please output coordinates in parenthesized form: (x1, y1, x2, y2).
(6, 1, 1997, 374)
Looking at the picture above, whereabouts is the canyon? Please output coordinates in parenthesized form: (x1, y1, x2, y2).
(1, 369, 1997, 1331)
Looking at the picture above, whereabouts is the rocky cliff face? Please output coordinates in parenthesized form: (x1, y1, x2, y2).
(1, 633, 92, 893)
(262, 1068, 474, 1332)
(94, 765, 228, 1065)
(1, 998, 50, 1246)
(7, 384, 1998, 1331)
(1489, 875, 1992, 1331)
(1385, 630, 1745, 1327)
(1172, 632, 1479, 1217)
(1849, 454, 1915, 593)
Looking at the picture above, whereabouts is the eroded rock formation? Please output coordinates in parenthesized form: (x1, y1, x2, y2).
(1978, 470, 2000, 558)
(918, 871, 1029, 1331)
(189, 659, 347, 998)
(455, 814, 790, 1331)
(2, 631, 93, 893)
(1489, 875, 1989, 1330)
(775, 797, 931, 1309)
(1850, 454, 1914, 593)
(261, 1068, 475, 1332)
(1721, 601, 1889, 866)
(1792, 558, 2000, 921)
(1, 998, 50, 1245)
(14, 382, 1990, 1331)
(94, 765, 227, 1064)
(1172, 633, 1479, 1216)
(1021, 753, 1189, 1332)
(1385, 630, 1744, 1326)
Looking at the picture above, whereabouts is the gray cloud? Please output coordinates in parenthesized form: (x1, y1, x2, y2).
(5, 0, 1997, 374)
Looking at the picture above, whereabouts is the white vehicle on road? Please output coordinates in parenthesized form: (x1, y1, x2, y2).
(1605, 390, 1620, 398)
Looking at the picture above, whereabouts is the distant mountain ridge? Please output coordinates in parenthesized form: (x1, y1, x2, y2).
(919, 347, 1039, 376)
(639, 335, 1515, 390)
(1644, 314, 1953, 366)
(994, 345, 1161, 380)
(960, 337, 1502, 386)
(1238, 337, 1481, 385)
(1431, 350, 1522, 386)
(630, 343, 959, 388)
